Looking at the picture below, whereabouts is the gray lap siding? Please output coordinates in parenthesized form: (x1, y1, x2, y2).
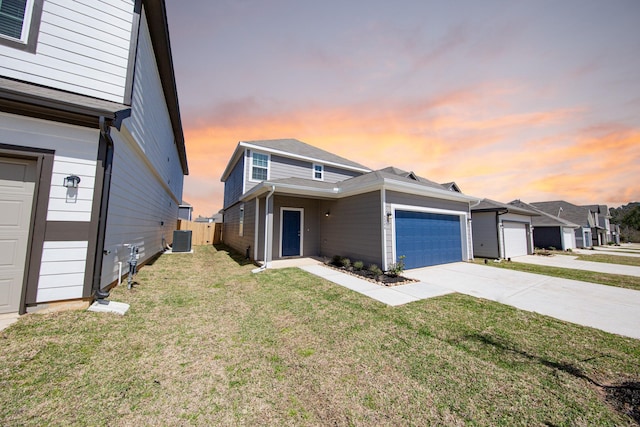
(318, 191, 383, 267)
(222, 202, 255, 258)
(272, 196, 321, 259)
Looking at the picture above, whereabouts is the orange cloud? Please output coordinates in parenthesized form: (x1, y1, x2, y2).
(181, 90, 637, 217)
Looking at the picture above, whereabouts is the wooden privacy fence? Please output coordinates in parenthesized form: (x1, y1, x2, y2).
(177, 220, 222, 245)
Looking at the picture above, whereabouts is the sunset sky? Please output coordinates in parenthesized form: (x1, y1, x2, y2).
(165, 0, 640, 217)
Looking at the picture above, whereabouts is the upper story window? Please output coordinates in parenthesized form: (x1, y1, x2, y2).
(0, 0, 42, 53)
(251, 152, 269, 181)
(313, 164, 324, 181)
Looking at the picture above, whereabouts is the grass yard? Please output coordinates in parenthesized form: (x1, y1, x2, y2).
(571, 253, 640, 267)
(1, 245, 639, 426)
(475, 258, 640, 291)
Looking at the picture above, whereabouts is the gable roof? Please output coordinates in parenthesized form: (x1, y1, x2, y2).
(509, 200, 580, 228)
(530, 200, 599, 228)
(221, 139, 371, 181)
(441, 182, 462, 193)
(472, 198, 539, 216)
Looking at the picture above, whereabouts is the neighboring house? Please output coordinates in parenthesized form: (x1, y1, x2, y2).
(220, 139, 480, 270)
(528, 201, 599, 248)
(610, 223, 621, 245)
(471, 199, 537, 259)
(509, 200, 579, 250)
(178, 202, 193, 221)
(0, 0, 187, 315)
(582, 204, 612, 244)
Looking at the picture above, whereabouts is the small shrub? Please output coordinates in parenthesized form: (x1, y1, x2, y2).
(566, 248, 573, 252)
(340, 257, 351, 269)
(353, 261, 364, 270)
(548, 246, 556, 251)
(368, 264, 383, 275)
(386, 255, 406, 277)
(331, 255, 342, 266)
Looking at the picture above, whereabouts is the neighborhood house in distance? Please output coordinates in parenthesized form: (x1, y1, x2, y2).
(0, 0, 187, 315)
(220, 138, 481, 271)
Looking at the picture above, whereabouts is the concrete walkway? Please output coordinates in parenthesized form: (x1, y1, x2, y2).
(514, 254, 640, 277)
(574, 246, 640, 258)
(298, 262, 640, 340)
(0, 313, 20, 332)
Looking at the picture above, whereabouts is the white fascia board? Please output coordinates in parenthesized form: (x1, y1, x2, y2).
(220, 144, 245, 181)
(238, 142, 371, 174)
(240, 182, 338, 202)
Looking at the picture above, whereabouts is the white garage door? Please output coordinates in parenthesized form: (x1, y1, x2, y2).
(562, 229, 575, 250)
(0, 157, 36, 314)
(503, 222, 528, 258)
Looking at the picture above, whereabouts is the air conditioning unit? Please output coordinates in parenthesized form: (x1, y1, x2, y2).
(172, 230, 192, 252)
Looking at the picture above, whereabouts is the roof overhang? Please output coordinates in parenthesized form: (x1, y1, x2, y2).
(0, 77, 127, 128)
(240, 176, 481, 204)
(143, 0, 188, 175)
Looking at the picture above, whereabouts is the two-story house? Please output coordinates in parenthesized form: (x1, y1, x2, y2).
(220, 139, 480, 271)
(0, 0, 187, 315)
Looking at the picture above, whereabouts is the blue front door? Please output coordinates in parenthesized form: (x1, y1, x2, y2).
(395, 210, 462, 269)
(282, 210, 301, 257)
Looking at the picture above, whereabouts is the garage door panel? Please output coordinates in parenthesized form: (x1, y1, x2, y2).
(0, 158, 36, 314)
(503, 222, 528, 258)
(395, 211, 462, 269)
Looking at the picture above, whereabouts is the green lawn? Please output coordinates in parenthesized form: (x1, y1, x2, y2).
(1, 245, 639, 425)
(475, 258, 640, 291)
(572, 253, 640, 267)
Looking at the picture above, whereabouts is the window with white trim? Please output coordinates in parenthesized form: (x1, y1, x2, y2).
(313, 164, 324, 181)
(0, 0, 42, 52)
(251, 152, 269, 181)
(239, 204, 244, 236)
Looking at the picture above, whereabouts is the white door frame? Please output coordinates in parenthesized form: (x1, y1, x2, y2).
(279, 207, 304, 258)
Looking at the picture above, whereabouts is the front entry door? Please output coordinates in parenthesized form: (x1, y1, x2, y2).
(0, 157, 37, 314)
(281, 209, 302, 257)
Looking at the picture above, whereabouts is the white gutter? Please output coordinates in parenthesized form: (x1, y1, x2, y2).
(253, 185, 276, 273)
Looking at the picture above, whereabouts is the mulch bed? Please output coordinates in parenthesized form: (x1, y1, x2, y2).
(324, 263, 418, 287)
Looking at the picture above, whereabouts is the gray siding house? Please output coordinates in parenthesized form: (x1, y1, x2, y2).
(530, 201, 603, 248)
(221, 139, 480, 271)
(509, 200, 579, 250)
(471, 199, 537, 259)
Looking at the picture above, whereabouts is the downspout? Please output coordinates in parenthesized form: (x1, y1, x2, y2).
(92, 116, 115, 300)
(253, 185, 275, 273)
(91, 110, 129, 299)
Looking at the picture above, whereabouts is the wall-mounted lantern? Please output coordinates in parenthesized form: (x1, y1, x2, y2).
(63, 175, 81, 188)
(325, 210, 330, 217)
(386, 212, 393, 223)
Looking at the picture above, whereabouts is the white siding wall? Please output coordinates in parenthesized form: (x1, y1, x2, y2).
(0, 0, 134, 103)
(0, 112, 99, 303)
(37, 241, 87, 301)
(100, 8, 184, 286)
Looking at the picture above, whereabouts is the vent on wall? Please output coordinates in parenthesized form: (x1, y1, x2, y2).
(173, 230, 192, 252)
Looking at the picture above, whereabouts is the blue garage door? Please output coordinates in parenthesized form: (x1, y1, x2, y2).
(395, 210, 462, 269)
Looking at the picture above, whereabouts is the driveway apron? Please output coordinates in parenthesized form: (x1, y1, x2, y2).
(404, 262, 640, 340)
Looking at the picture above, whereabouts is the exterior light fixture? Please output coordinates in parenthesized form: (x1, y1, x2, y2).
(325, 210, 330, 217)
(63, 175, 81, 188)
(386, 212, 393, 223)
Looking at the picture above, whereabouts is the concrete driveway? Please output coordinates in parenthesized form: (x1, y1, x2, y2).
(514, 254, 640, 277)
(404, 262, 640, 340)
